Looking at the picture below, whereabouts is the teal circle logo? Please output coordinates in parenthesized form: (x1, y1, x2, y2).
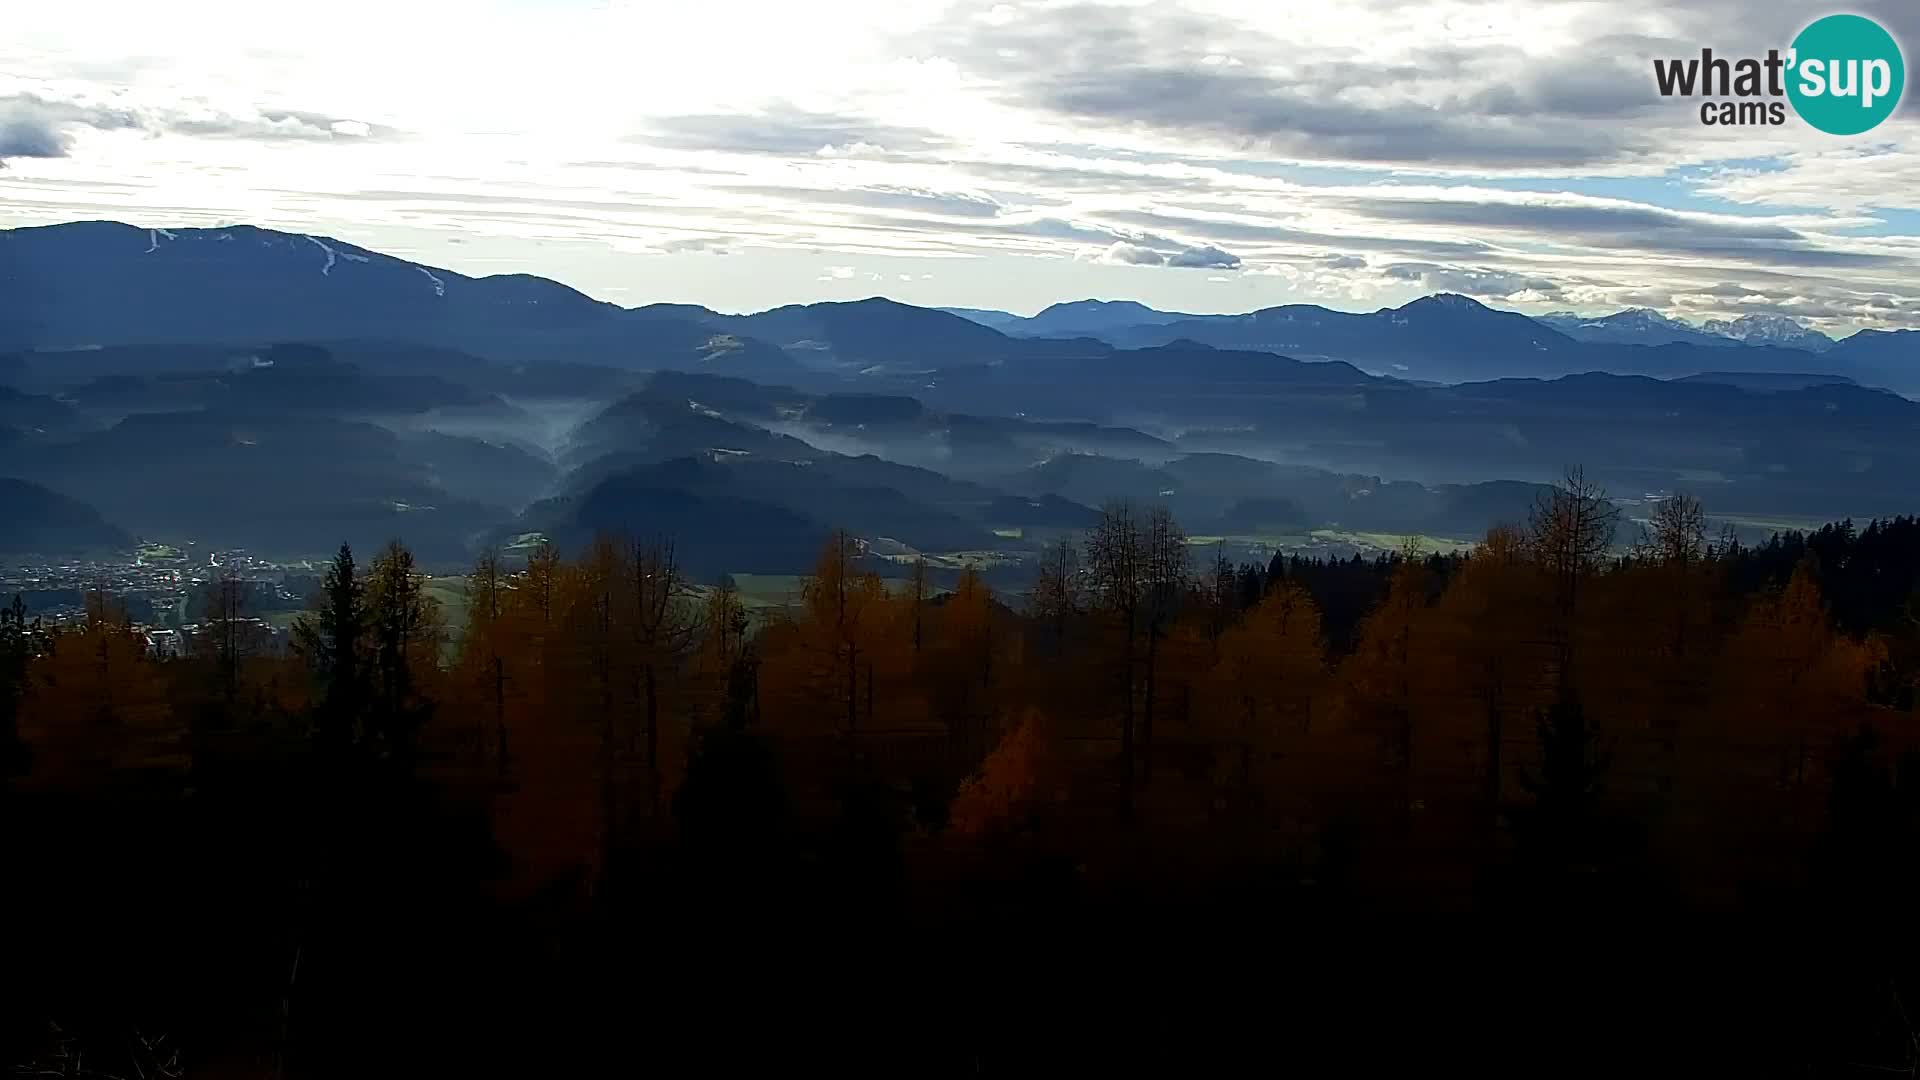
(1787, 14, 1905, 135)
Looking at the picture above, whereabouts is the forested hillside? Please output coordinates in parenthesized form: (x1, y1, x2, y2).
(6, 474, 1920, 1073)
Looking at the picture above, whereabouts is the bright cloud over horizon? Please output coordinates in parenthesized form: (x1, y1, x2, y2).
(4, 0, 1919, 331)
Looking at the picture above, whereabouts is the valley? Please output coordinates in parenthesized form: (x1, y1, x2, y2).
(3, 220, 1916, 586)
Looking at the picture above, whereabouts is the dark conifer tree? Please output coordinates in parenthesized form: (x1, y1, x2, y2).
(295, 543, 367, 751)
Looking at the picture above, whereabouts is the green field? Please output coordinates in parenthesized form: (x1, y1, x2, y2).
(425, 576, 470, 640)
(724, 574, 810, 610)
(501, 532, 549, 555)
(1307, 529, 1475, 555)
(1707, 512, 1837, 535)
(1184, 530, 1476, 556)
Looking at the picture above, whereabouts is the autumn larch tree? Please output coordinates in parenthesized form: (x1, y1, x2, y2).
(1208, 578, 1325, 795)
(1341, 551, 1434, 861)
(198, 567, 262, 720)
(1426, 524, 1542, 831)
(1629, 491, 1722, 804)
(1029, 534, 1081, 658)
(460, 548, 511, 770)
(627, 538, 696, 817)
(1085, 501, 1145, 813)
(930, 564, 1002, 773)
(908, 555, 929, 656)
(695, 576, 756, 732)
(798, 529, 887, 738)
(1139, 506, 1189, 786)
(1528, 466, 1619, 677)
(19, 592, 180, 795)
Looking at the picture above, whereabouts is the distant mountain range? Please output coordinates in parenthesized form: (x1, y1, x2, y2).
(0, 221, 804, 382)
(942, 299, 1201, 338)
(3, 219, 1918, 568)
(6, 221, 1911, 391)
(951, 300, 1849, 354)
(945, 298, 1898, 381)
(1530, 308, 1838, 351)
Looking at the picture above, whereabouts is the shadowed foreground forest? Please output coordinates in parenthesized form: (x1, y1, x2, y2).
(7, 474, 1920, 1075)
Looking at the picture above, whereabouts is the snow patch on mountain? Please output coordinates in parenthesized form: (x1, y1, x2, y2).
(305, 235, 337, 275)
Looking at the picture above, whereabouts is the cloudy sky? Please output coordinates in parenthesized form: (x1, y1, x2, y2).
(4, 0, 1918, 330)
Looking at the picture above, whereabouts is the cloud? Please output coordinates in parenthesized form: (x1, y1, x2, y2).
(1094, 207, 1499, 259)
(660, 235, 732, 255)
(1698, 150, 1920, 212)
(1102, 241, 1169, 266)
(167, 108, 387, 141)
(1100, 240, 1241, 269)
(0, 92, 390, 148)
(819, 265, 858, 280)
(5, 0, 1917, 332)
(719, 183, 1004, 219)
(0, 117, 69, 162)
(0, 93, 142, 134)
(1342, 192, 1904, 268)
(0, 93, 134, 162)
(1167, 244, 1242, 269)
(640, 105, 944, 156)
(1383, 262, 1562, 298)
(920, 3, 1667, 171)
(1464, 42, 1665, 120)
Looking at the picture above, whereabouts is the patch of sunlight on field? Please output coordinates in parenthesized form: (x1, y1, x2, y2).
(502, 532, 548, 554)
(1676, 469, 1729, 485)
(1711, 512, 1834, 534)
(1309, 529, 1475, 554)
(424, 576, 470, 638)
(725, 574, 809, 609)
(878, 550, 1020, 570)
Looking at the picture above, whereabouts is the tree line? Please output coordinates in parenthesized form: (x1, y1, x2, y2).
(5, 470, 1920, 1074)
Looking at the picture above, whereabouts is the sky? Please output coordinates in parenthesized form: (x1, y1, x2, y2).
(3, 0, 1919, 331)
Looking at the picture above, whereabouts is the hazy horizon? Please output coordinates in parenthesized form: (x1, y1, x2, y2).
(5, 216, 1904, 335)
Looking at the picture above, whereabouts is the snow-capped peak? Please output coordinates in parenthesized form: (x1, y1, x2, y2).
(1701, 313, 1834, 350)
(1614, 307, 1690, 328)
